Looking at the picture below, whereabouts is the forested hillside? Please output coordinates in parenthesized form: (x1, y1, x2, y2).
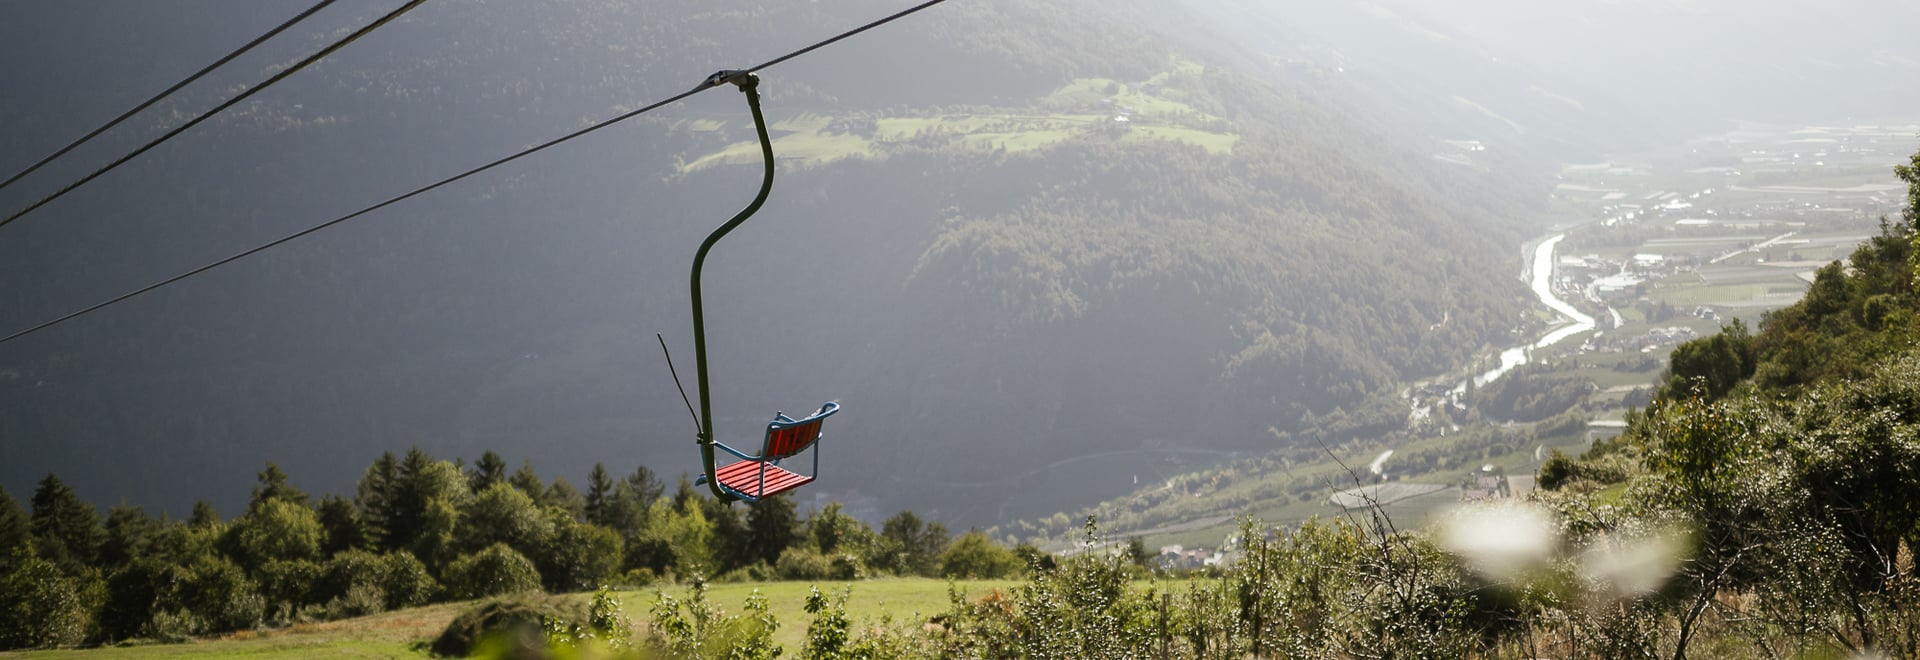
(0, 0, 1541, 525)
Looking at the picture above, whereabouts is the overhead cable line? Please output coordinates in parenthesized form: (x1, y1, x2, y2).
(0, 0, 430, 233)
(0, 0, 951, 346)
(0, 0, 340, 196)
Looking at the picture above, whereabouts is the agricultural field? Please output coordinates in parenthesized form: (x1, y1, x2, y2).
(677, 66, 1238, 172)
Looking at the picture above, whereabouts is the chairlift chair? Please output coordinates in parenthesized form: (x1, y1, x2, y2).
(698, 402, 839, 502)
(665, 70, 844, 504)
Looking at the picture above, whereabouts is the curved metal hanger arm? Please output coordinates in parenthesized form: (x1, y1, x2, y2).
(689, 71, 775, 503)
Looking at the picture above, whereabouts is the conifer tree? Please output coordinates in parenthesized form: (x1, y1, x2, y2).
(28, 474, 102, 575)
(188, 500, 220, 529)
(602, 465, 666, 541)
(316, 494, 366, 555)
(356, 451, 399, 546)
(624, 465, 665, 513)
(585, 464, 615, 527)
(509, 461, 546, 505)
(547, 478, 586, 522)
(248, 462, 308, 512)
(383, 449, 438, 550)
(99, 504, 155, 568)
(386, 449, 468, 554)
(671, 474, 700, 512)
(0, 488, 28, 561)
(468, 451, 508, 494)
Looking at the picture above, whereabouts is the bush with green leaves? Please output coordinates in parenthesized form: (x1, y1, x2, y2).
(100, 557, 183, 640)
(325, 582, 387, 620)
(302, 549, 436, 617)
(931, 518, 1156, 658)
(256, 558, 322, 621)
(172, 555, 264, 633)
(544, 587, 635, 652)
(140, 608, 203, 644)
(446, 543, 542, 600)
(939, 530, 1024, 579)
(380, 551, 438, 609)
(458, 482, 552, 558)
(797, 585, 939, 658)
(0, 547, 94, 649)
(226, 498, 323, 569)
(317, 549, 384, 605)
(715, 560, 777, 584)
(803, 586, 852, 659)
(647, 577, 780, 660)
(431, 592, 587, 657)
(535, 514, 622, 593)
(775, 546, 834, 580)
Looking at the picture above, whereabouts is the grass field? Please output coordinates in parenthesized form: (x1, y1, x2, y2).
(10, 603, 469, 658)
(678, 70, 1237, 172)
(5, 579, 1020, 659)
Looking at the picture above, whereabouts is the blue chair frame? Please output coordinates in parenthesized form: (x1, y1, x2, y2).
(699, 402, 838, 503)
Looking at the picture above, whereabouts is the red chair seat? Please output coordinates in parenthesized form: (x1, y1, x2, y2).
(714, 459, 814, 499)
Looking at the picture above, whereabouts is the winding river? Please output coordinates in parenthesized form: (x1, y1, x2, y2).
(1453, 233, 1597, 394)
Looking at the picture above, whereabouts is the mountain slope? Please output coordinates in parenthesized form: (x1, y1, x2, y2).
(0, 0, 1537, 526)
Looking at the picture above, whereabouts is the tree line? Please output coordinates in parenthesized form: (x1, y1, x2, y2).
(0, 449, 1028, 650)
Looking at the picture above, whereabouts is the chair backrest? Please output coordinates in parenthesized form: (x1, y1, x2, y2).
(762, 402, 838, 460)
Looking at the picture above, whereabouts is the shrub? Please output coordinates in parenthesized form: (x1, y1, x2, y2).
(546, 587, 636, 651)
(324, 582, 386, 619)
(445, 544, 542, 600)
(0, 549, 92, 649)
(257, 559, 322, 610)
(803, 587, 851, 659)
(647, 578, 779, 660)
(100, 558, 175, 641)
(715, 560, 776, 584)
(140, 609, 203, 643)
(776, 547, 834, 581)
(176, 555, 264, 633)
(536, 518, 622, 593)
(828, 553, 866, 580)
(316, 549, 384, 606)
(1537, 449, 1576, 491)
(940, 531, 1023, 579)
(623, 535, 677, 575)
(431, 592, 586, 657)
(616, 568, 659, 589)
(379, 551, 438, 609)
(458, 483, 552, 557)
